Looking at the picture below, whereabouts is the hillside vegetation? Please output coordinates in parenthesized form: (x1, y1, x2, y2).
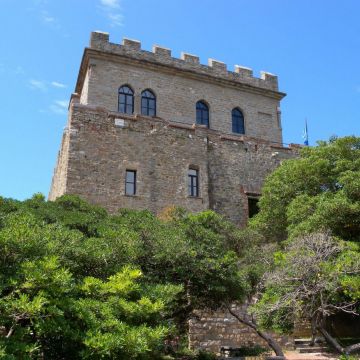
(1, 136, 360, 359)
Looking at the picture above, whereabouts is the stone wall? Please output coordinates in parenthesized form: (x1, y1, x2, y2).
(76, 31, 285, 144)
(49, 102, 296, 226)
(49, 30, 298, 222)
(207, 135, 294, 225)
(189, 304, 294, 355)
(49, 110, 72, 200)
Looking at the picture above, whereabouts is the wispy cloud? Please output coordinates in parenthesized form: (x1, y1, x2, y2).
(27, 2, 61, 28)
(0, 64, 25, 76)
(42, 12, 54, 23)
(55, 100, 68, 108)
(33, 0, 48, 5)
(49, 99, 68, 115)
(40, 10, 59, 26)
(51, 81, 67, 88)
(99, 0, 124, 27)
(14, 66, 25, 75)
(29, 79, 47, 91)
(100, 0, 120, 8)
(29, 79, 67, 91)
(107, 13, 124, 26)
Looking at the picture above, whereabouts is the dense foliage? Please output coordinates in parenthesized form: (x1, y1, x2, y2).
(249, 137, 360, 354)
(252, 136, 360, 242)
(2, 136, 360, 357)
(0, 195, 244, 359)
(253, 233, 360, 332)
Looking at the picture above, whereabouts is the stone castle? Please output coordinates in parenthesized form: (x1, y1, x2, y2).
(49, 31, 298, 228)
(49, 32, 302, 354)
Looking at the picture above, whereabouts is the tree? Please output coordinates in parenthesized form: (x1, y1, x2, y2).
(252, 232, 360, 355)
(252, 136, 360, 242)
(248, 137, 360, 355)
(225, 237, 286, 359)
(0, 197, 181, 359)
(0, 195, 246, 358)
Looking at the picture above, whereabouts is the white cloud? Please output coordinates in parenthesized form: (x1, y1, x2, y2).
(14, 66, 25, 75)
(100, 0, 120, 8)
(40, 10, 60, 28)
(99, 0, 124, 27)
(51, 81, 66, 88)
(0, 64, 25, 76)
(43, 15, 55, 23)
(41, 10, 52, 22)
(49, 105, 66, 115)
(49, 99, 68, 115)
(29, 79, 47, 91)
(107, 12, 124, 27)
(55, 100, 68, 108)
(33, 0, 48, 5)
(29, 79, 67, 91)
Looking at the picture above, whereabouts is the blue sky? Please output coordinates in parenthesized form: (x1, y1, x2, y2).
(1, 0, 360, 200)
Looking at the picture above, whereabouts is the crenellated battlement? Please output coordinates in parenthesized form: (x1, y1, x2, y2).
(88, 31, 281, 93)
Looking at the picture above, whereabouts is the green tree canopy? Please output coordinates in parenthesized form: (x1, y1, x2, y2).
(0, 194, 244, 359)
(247, 137, 360, 355)
(252, 136, 360, 242)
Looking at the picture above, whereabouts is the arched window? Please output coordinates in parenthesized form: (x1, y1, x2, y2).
(232, 108, 245, 134)
(141, 89, 156, 116)
(196, 101, 209, 127)
(118, 85, 134, 114)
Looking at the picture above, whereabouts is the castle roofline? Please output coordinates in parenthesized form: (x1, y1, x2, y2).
(74, 31, 286, 101)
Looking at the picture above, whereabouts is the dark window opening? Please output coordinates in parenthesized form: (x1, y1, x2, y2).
(188, 168, 199, 197)
(232, 108, 245, 134)
(196, 101, 209, 127)
(248, 197, 259, 218)
(118, 85, 134, 114)
(125, 170, 136, 195)
(141, 89, 156, 116)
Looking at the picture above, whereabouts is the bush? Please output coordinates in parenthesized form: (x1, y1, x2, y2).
(196, 350, 217, 360)
(232, 345, 269, 356)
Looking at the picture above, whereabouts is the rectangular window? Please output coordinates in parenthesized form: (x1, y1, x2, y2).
(125, 170, 136, 195)
(188, 168, 199, 197)
(248, 197, 259, 218)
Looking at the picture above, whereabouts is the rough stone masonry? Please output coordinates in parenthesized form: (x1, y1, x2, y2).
(49, 31, 299, 225)
(49, 31, 301, 353)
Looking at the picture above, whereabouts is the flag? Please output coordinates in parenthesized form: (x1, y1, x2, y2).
(302, 120, 309, 146)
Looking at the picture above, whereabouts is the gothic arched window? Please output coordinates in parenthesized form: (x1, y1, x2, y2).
(196, 101, 209, 127)
(232, 108, 245, 134)
(141, 89, 156, 116)
(118, 85, 134, 114)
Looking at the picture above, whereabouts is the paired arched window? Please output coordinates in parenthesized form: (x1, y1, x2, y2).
(196, 101, 209, 127)
(118, 85, 134, 114)
(232, 108, 245, 134)
(141, 89, 156, 116)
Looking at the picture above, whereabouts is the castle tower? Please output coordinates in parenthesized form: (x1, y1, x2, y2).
(49, 31, 297, 225)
